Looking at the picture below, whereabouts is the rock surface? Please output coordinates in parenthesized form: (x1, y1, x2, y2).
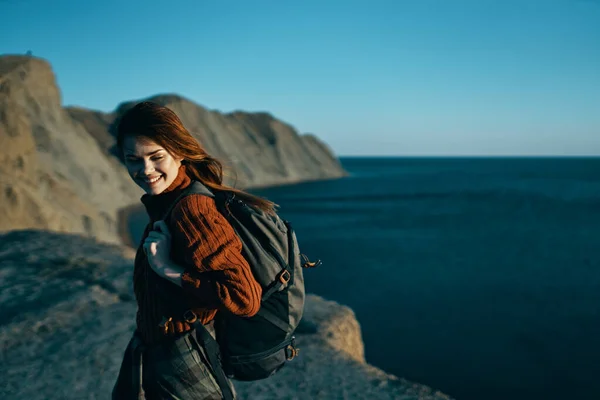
(0, 230, 452, 400)
(0, 55, 347, 245)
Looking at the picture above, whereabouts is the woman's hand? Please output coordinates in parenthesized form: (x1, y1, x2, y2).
(144, 220, 171, 270)
(144, 220, 184, 286)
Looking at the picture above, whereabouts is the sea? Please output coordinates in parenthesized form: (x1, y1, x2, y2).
(247, 157, 600, 400)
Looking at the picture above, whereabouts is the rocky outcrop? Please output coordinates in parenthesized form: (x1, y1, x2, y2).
(233, 294, 454, 400)
(0, 55, 347, 245)
(0, 230, 452, 400)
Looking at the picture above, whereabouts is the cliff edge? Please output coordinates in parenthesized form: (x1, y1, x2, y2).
(0, 230, 452, 400)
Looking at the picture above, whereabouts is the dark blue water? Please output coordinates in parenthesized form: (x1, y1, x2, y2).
(249, 157, 600, 400)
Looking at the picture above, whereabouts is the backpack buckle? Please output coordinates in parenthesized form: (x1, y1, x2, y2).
(183, 310, 198, 324)
(301, 254, 322, 268)
(279, 270, 291, 284)
(285, 344, 300, 360)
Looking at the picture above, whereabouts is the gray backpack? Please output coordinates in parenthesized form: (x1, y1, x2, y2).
(166, 181, 321, 400)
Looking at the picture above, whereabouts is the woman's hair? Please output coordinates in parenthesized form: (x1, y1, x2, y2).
(115, 101, 277, 215)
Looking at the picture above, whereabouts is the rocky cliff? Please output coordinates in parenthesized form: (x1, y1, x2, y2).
(0, 230, 452, 400)
(0, 55, 347, 245)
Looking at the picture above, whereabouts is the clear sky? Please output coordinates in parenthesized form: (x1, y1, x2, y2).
(1, 0, 599, 156)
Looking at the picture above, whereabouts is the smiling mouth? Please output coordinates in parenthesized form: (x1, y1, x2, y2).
(141, 175, 163, 185)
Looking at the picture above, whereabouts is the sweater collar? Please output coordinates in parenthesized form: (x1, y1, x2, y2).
(140, 164, 193, 221)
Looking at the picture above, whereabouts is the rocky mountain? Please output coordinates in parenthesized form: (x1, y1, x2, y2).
(0, 56, 133, 244)
(0, 230, 452, 400)
(0, 55, 347, 245)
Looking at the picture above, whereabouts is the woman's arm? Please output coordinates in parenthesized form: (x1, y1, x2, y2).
(168, 194, 262, 317)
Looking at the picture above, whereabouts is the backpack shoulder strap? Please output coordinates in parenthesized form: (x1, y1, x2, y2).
(185, 181, 215, 198)
(161, 181, 215, 221)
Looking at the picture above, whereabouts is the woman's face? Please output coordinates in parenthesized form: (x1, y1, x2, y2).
(122, 136, 183, 195)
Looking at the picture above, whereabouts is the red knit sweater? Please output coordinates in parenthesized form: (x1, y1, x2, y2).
(133, 165, 262, 345)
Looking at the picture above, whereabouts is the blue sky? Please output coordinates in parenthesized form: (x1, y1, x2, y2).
(1, 0, 599, 156)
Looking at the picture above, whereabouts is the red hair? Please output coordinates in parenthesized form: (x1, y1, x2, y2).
(116, 101, 277, 214)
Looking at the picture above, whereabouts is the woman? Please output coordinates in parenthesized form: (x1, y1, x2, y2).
(111, 101, 272, 400)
